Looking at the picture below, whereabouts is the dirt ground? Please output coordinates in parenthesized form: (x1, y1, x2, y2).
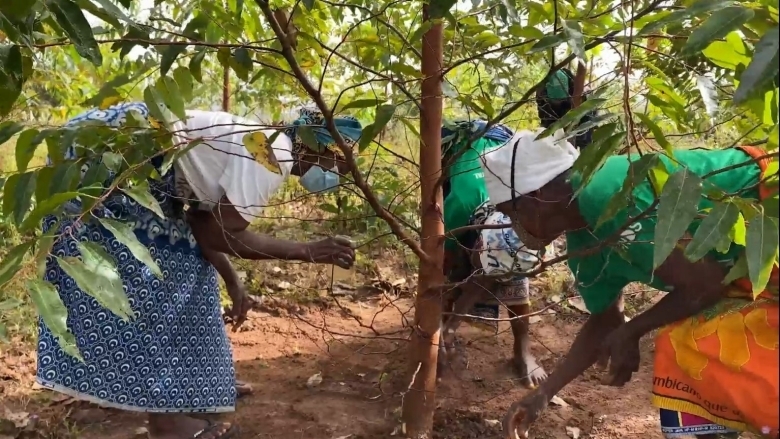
(1, 287, 681, 439)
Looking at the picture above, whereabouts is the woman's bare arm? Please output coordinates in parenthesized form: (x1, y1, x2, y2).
(201, 246, 241, 287)
(537, 295, 625, 395)
(187, 202, 310, 261)
(620, 246, 728, 339)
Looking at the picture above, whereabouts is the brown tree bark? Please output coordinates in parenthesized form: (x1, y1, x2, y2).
(400, 6, 444, 438)
(222, 66, 230, 112)
(572, 60, 587, 109)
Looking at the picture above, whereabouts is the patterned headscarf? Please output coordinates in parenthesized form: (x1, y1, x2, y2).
(283, 107, 363, 156)
(441, 119, 514, 159)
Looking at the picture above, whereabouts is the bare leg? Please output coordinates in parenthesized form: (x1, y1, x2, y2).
(508, 303, 547, 388)
(437, 283, 484, 376)
(503, 297, 626, 437)
(147, 414, 236, 439)
(437, 290, 458, 377)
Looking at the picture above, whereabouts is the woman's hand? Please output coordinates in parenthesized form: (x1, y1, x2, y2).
(225, 281, 251, 332)
(597, 325, 641, 386)
(502, 387, 551, 439)
(304, 236, 356, 269)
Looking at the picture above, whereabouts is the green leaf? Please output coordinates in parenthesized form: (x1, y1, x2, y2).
(57, 241, 133, 320)
(2, 173, 18, 218)
(0, 298, 22, 311)
(683, 7, 754, 55)
(159, 45, 187, 77)
(702, 32, 750, 70)
(160, 138, 202, 176)
(98, 217, 163, 278)
(409, 22, 434, 44)
(232, 47, 253, 81)
(7, 171, 36, 225)
(0, 241, 33, 288)
(45, 0, 102, 65)
(745, 212, 779, 294)
(428, 0, 457, 19)
(734, 25, 779, 105)
(111, 27, 150, 60)
(296, 126, 321, 152)
(0, 0, 37, 20)
(685, 201, 740, 262)
(82, 73, 132, 108)
(143, 85, 171, 126)
(173, 67, 194, 102)
(358, 104, 396, 151)
(0, 45, 24, 117)
(561, 20, 586, 62)
(49, 161, 82, 196)
(537, 98, 606, 140)
(102, 151, 123, 172)
(91, 0, 134, 25)
(318, 203, 339, 214)
(572, 130, 625, 193)
(182, 14, 210, 38)
(596, 154, 659, 229)
(528, 33, 566, 53)
(634, 113, 673, 156)
(155, 76, 186, 120)
(0, 322, 5, 342)
(20, 191, 81, 232)
(121, 181, 165, 219)
(36, 222, 59, 278)
(637, 0, 733, 36)
(653, 168, 704, 269)
(0, 121, 23, 147)
(338, 98, 386, 112)
(13, 128, 41, 172)
(649, 159, 671, 194)
(189, 49, 206, 83)
(723, 253, 749, 284)
(28, 279, 82, 360)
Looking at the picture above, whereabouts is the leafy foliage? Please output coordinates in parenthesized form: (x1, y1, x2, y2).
(0, 0, 777, 388)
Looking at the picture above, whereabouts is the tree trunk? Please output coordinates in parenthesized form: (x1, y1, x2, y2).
(401, 7, 444, 439)
(222, 66, 230, 112)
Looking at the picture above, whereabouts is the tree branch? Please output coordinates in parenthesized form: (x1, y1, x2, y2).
(254, 0, 431, 265)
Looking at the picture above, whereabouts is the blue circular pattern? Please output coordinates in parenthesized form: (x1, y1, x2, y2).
(36, 103, 236, 413)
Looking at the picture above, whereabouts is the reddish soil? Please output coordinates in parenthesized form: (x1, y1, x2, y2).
(1, 292, 689, 439)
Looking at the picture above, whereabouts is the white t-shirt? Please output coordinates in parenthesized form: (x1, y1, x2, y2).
(172, 110, 293, 223)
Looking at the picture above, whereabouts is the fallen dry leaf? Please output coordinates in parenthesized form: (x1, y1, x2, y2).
(483, 419, 501, 429)
(550, 395, 569, 407)
(306, 372, 323, 388)
(567, 297, 590, 314)
(2, 410, 29, 429)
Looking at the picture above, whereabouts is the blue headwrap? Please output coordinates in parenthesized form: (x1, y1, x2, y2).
(441, 119, 514, 157)
(283, 107, 363, 156)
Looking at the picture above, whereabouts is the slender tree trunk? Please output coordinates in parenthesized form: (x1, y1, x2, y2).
(401, 7, 444, 438)
(222, 66, 230, 112)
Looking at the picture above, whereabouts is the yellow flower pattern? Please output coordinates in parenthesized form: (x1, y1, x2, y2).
(668, 307, 778, 380)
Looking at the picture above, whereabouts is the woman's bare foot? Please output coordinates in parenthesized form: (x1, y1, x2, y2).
(514, 353, 548, 388)
(148, 414, 237, 439)
(236, 380, 253, 398)
(508, 304, 548, 388)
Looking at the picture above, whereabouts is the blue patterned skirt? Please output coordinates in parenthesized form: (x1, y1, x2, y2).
(35, 103, 236, 413)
